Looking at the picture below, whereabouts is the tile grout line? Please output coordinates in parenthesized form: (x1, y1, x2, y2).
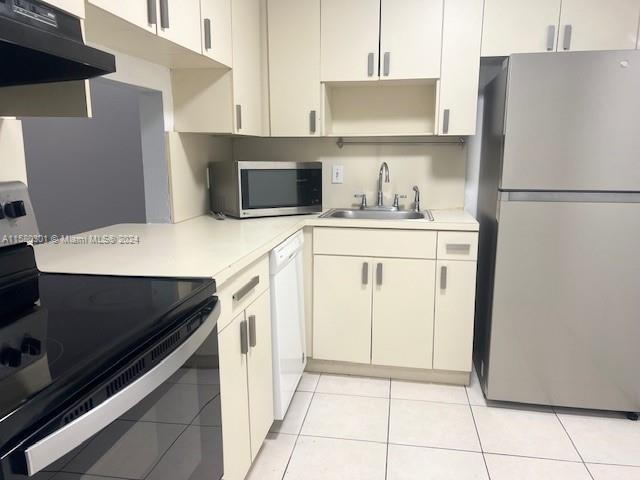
(553, 407, 595, 480)
(465, 384, 492, 480)
(384, 377, 391, 480)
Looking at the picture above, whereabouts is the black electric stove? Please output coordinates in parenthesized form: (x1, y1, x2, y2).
(0, 182, 221, 479)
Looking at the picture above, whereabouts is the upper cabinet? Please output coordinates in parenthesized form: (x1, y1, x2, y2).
(482, 0, 640, 56)
(88, 0, 157, 33)
(320, 0, 380, 82)
(557, 0, 640, 52)
(43, 0, 85, 17)
(201, 0, 233, 66)
(268, 0, 321, 136)
(156, 0, 202, 53)
(379, 0, 443, 80)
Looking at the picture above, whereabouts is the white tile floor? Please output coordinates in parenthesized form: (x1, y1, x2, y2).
(247, 371, 640, 480)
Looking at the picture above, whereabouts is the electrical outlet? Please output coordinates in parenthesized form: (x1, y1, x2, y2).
(332, 165, 344, 184)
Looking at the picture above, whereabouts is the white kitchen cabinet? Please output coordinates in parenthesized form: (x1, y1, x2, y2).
(557, 0, 640, 52)
(268, 0, 321, 136)
(437, 0, 483, 136)
(320, 0, 381, 81)
(219, 289, 274, 480)
(200, 0, 233, 67)
(88, 0, 156, 32)
(379, 0, 443, 80)
(245, 290, 274, 459)
(218, 311, 252, 480)
(481, 0, 563, 56)
(433, 260, 477, 372)
(43, 0, 85, 17)
(156, 0, 202, 53)
(371, 259, 436, 369)
(313, 255, 373, 364)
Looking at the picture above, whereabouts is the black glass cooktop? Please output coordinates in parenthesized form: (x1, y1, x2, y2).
(0, 268, 215, 454)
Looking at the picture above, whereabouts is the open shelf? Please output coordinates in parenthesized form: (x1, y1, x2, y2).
(322, 79, 437, 137)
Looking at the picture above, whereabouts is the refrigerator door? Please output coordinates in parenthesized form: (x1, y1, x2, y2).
(502, 51, 640, 192)
(486, 195, 640, 412)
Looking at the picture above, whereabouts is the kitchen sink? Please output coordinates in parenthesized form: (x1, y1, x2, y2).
(320, 208, 434, 221)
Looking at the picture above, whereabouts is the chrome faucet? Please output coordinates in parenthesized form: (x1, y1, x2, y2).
(412, 185, 421, 212)
(377, 162, 390, 207)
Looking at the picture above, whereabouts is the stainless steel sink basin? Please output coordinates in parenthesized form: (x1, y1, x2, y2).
(320, 208, 434, 221)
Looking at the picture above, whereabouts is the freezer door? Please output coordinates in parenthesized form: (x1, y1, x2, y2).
(486, 197, 640, 412)
(502, 51, 640, 191)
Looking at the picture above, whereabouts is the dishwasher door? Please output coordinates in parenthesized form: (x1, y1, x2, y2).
(270, 232, 306, 420)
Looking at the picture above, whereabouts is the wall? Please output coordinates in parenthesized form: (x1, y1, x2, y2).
(233, 137, 467, 210)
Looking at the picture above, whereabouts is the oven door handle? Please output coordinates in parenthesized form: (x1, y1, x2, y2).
(23, 301, 221, 476)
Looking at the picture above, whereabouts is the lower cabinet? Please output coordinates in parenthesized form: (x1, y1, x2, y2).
(219, 289, 273, 480)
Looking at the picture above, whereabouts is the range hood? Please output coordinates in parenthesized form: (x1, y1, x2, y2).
(0, 0, 115, 87)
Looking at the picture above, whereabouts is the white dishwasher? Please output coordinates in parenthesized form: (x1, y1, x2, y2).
(270, 230, 307, 420)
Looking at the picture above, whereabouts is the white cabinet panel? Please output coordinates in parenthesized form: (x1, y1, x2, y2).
(88, 0, 156, 32)
(268, 0, 321, 136)
(558, 0, 640, 52)
(380, 0, 443, 80)
(156, 0, 202, 53)
(320, 0, 380, 81)
(372, 259, 436, 369)
(438, 0, 483, 135)
(313, 255, 373, 364)
(201, 0, 233, 67)
(434, 260, 477, 372)
(44, 0, 85, 18)
(482, 0, 563, 56)
(218, 312, 252, 480)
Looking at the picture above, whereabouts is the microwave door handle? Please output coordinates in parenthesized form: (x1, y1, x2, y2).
(22, 303, 220, 476)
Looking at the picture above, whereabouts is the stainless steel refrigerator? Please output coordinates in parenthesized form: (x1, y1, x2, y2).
(475, 50, 640, 415)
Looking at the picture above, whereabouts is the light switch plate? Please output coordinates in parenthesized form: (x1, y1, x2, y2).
(332, 165, 344, 184)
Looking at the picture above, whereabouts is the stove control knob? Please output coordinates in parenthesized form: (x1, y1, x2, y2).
(4, 201, 27, 218)
(1, 347, 22, 368)
(22, 337, 42, 356)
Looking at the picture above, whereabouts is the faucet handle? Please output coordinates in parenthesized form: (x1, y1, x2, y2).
(392, 194, 407, 209)
(354, 193, 368, 210)
(412, 186, 421, 212)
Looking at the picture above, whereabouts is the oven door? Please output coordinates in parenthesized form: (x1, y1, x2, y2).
(1, 303, 223, 480)
(238, 161, 322, 218)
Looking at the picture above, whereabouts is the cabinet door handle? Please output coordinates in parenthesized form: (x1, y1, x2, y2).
(159, 0, 169, 29)
(546, 25, 556, 51)
(563, 24, 572, 50)
(367, 52, 375, 77)
(376, 262, 383, 286)
(442, 109, 450, 134)
(204, 18, 212, 50)
(383, 52, 390, 76)
(362, 262, 369, 285)
(147, 0, 157, 25)
(440, 266, 448, 290)
(240, 320, 249, 354)
(236, 104, 242, 131)
(232, 275, 259, 302)
(248, 315, 257, 347)
(310, 110, 317, 134)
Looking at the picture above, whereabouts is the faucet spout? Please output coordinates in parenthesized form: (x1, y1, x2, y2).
(377, 162, 390, 207)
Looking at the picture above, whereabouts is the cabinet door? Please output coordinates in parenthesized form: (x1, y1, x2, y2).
(481, 0, 562, 56)
(88, 0, 157, 32)
(313, 256, 373, 364)
(558, 0, 640, 52)
(245, 290, 274, 460)
(201, 0, 233, 67)
(433, 261, 477, 372)
(232, 0, 263, 135)
(44, 0, 85, 18)
(372, 259, 436, 369)
(437, 0, 483, 136)
(157, 0, 202, 52)
(268, 0, 321, 136)
(218, 312, 252, 480)
(320, 0, 380, 81)
(379, 0, 442, 80)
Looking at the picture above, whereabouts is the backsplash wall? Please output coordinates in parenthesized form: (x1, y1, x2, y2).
(232, 137, 467, 210)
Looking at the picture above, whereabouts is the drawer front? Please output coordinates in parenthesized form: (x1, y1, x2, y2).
(437, 231, 478, 261)
(314, 228, 437, 259)
(217, 255, 270, 331)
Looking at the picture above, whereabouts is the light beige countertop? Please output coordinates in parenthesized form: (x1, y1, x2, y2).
(35, 209, 478, 283)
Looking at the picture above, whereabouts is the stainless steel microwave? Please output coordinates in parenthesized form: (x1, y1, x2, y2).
(208, 161, 323, 218)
